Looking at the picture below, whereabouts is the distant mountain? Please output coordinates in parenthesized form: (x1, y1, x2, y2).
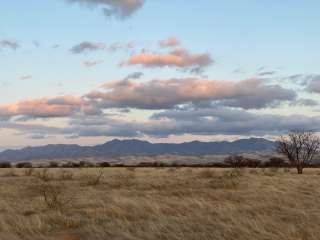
(0, 138, 276, 162)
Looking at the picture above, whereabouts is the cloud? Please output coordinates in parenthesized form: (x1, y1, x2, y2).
(19, 75, 32, 80)
(56, 107, 320, 138)
(0, 74, 310, 139)
(82, 60, 104, 67)
(70, 41, 106, 54)
(0, 39, 19, 50)
(306, 75, 320, 93)
(123, 72, 143, 80)
(289, 98, 318, 107)
(122, 48, 213, 72)
(159, 37, 180, 48)
(0, 121, 62, 135)
(66, 0, 144, 19)
(87, 77, 296, 110)
(32, 41, 40, 48)
(0, 96, 87, 119)
(258, 71, 276, 76)
(109, 42, 134, 51)
(144, 107, 320, 137)
(29, 134, 53, 140)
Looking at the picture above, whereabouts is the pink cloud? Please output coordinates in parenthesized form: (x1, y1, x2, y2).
(159, 37, 180, 48)
(123, 48, 213, 71)
(0, 96, 86, 118)
(88, 77, 296, 109)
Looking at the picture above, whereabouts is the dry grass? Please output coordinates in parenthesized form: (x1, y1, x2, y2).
(0, 167, 320, 240)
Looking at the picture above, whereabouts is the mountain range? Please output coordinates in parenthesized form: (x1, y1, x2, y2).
(0, 138, 276, 162)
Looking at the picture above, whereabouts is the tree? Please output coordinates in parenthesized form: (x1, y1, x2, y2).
(276, 130, 320, 174)
(224, 155, 246, 168)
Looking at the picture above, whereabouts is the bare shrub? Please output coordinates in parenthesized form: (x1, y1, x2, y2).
(84, 168, 104, 186)
(79, 161, 95, 168)
(33, 182, 74, 211)
(49, 161, 59, 168)
(264, 167, 279, 176)
(34, 168, 53, 182)
(16, 162, 32, 168)
(249, 168, 259, 175)
(283, 168, 291, 173)
(99, 162, 111, 167)
(126, 167, 136, 172)
(58, 169, 74, 181)
(210, 169, 242, 190)
(264, 157, 288, 168)
(0, 162, 12, 168)
(224, 155, 246, 168)
(24, 168, 34, 177)
(199, 169, 215, 178)
(167, 168, 177, 173)
(1, 169, 18, 177)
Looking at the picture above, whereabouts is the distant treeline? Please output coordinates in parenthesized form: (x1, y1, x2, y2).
(0, 156, 320, 168)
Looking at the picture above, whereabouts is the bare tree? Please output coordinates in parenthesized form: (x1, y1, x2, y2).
(224, 155, 246, 168)
(277, 130, 320, 174)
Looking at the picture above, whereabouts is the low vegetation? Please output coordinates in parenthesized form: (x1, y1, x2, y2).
(1, 167, 320, 239)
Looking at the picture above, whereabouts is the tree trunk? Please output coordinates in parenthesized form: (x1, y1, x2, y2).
(297, 165, 303, 174)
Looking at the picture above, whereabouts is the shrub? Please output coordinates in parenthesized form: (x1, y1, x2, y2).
(49, 161, 59, 168)
(0, 162, 12, 168)
(84, 168, 104, 186)
(99, 162, 111, 167)
(24, 168, 34, 176)
(33, 182, 74, 211)
(199, 169, 215, 178)
(224, 155, 246, 168)
(244, 159, 261, 168)
(58, 169, 74, 180)
(126, 167, 136, 172)
(79, 161, 95, 168)
(211, 169, 242, 190)
(16, 162, 32, 168)
(1, 169, 18, 177)
(264, 157, 289, 168)
(34, 169, 52, 182)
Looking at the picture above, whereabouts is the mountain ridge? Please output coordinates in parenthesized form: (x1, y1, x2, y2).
(0, 138, 276, 161)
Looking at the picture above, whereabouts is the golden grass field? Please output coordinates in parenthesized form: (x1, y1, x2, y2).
(1, 167, 320, 240)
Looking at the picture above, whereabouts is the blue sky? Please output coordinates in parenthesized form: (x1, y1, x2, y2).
(0, 0, 320, 148)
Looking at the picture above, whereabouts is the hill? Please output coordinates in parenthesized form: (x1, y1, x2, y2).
(0, 138, 276, 161)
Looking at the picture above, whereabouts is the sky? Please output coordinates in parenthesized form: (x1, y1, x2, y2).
(0, 0, 320, 148)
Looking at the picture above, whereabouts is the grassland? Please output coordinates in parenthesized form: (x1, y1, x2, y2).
(0, 167, 320, 240)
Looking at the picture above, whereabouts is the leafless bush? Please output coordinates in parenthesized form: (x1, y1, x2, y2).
(224, 155, 246, 168)
(16, 162, 32, 168)
(24, 168, 34, 177)
(33, 182, 74, 211)
(126, 167, 136, 172)
(1, 169, 18, 177)
(84, 168, 104, 186)
(0, 162, 12, 168)
(99, 162, 111, 167)
(49, 161, 59, 168)
(264, 157, 288, 168)
(58, 169, 74, 181)
(34, 168, 53, 182)
(199, 169, 216, 178)
(210, 169, 242, 190)
(283, 168, 291, 173)
(264, 167, 279, 176)
(249, 168, 259, 175)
